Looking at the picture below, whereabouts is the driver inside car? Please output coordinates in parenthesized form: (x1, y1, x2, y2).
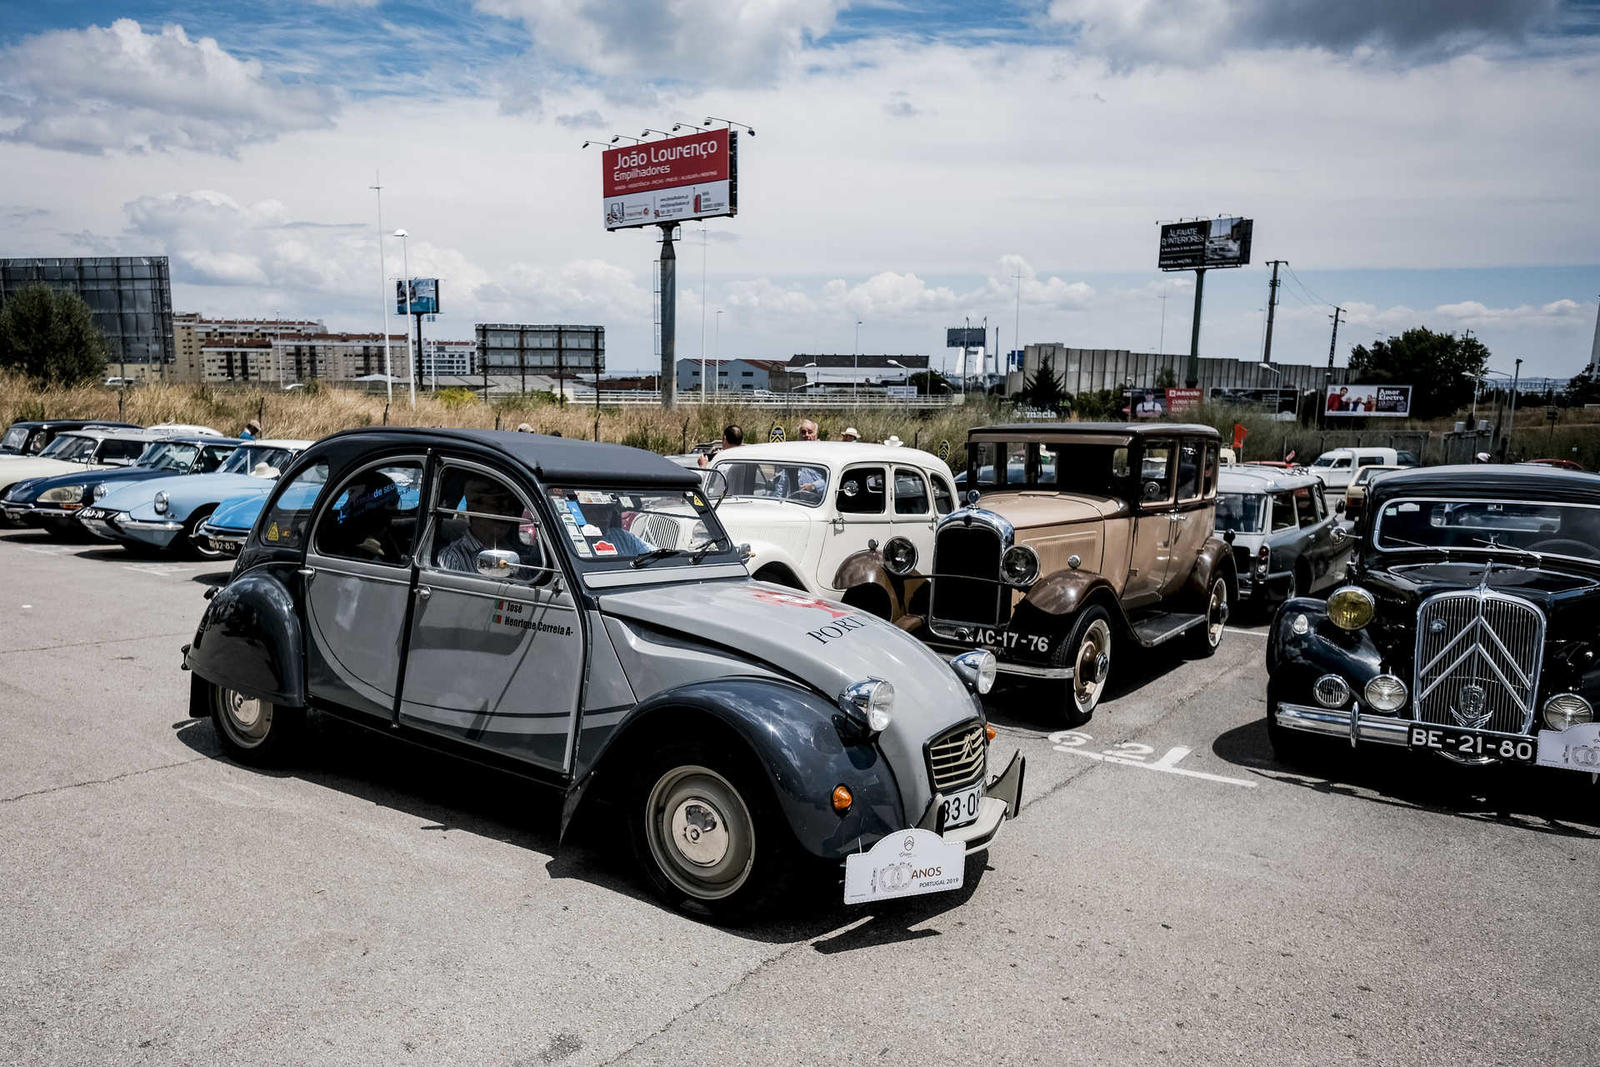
(438, 475, 544, 577)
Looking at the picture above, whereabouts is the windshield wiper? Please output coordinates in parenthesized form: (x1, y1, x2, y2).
(630, 538, 728, 569)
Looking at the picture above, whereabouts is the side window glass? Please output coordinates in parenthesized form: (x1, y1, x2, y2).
(258, 461, 329, 550)
(1004, 444, 1026, 486)
(197, 446, 229, 472)
(1313, 487, 1327, 520)
(102, 440, 145, 463)
(837, 466, 887, 514)
(1202, 443, 1220, 496)
(1175, 440, 1203, 501)
(1140, 440, 1175, 505)
(1332, 457, 1351, 469)
(1294, 487, 1318, 528)
(893, 468, 930, 515)
(315, 462, 424, 566)
(1270, 493, 1296, 532)
(932, 476, 956, 515)
(426, 467, 547, 583)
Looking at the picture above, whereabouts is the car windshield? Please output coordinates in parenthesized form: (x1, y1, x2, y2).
(1215, 492, 1266, 533)
(138, 442, 201, 471)
(38, 434, 97, 462)
(1374, 498, 1600, 563)
(219, 445, 296, 476)
(1310, 454, 1343, 468)
(1, 426, 27, 452)
(544, 485, 734, 567)
(716, 460, 831, 507)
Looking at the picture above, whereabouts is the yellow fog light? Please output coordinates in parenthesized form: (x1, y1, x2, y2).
(1327, 586, 1375, 630)
(831, 785, 854, 813)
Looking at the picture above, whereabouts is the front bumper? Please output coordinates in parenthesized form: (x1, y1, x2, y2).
(78, 509, 183, 547)
(195, 522, 246, 556)
(912, 749, 1026, 854)
(1274, 701, 1410, 746)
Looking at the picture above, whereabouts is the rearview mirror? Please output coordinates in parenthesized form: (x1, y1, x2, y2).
(476, 548, 520, 577)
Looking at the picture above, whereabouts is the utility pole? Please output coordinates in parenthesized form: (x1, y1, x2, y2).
(1185, 268, 1206, 387)
(1262, 260, 1285, 364)
(1505, 357, 1523, 459)
(1326, 306, 1344, 371)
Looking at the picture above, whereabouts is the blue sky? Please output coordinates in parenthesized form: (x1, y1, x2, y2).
(1, 1, 1597, 377)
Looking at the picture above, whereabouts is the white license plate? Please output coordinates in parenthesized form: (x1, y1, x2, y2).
(1536, 722, 1600, 773)
(940, 783, 983, 829)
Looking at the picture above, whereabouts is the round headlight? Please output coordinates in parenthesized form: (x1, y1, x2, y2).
(882, 536, 918, 577)
(89, 483, 107, 502)
(1326, 586, 1375, 630)
(950, 649, 997, 695)
(1364, 674, 1409, 713)
(840, 679, 895, 734)
(1313, 674, 1351, 708)
(1543, 693, 1594, 731)
(153, 491, 169, 515)
(1000, 544, 1040, 587)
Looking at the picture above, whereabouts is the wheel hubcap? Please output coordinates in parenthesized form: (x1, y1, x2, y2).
(644, 765, 755, 901)
(216, 685, 272, 747)
(1074, 620, 1111, 709)
(671, 800, 730, 867)
(1206, 580, 1228, 643)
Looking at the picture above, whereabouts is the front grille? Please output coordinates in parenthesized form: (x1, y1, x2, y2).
(1413, 590, 1544, 735)
(927, 720, 987, 793)
(930, 524, 1004, 626)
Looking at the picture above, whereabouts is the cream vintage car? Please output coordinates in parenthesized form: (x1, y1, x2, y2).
(838, 423, 1236, 721)
(704, 442, 958, 596)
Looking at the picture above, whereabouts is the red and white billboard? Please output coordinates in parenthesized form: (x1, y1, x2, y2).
(602, 129, 737, 231)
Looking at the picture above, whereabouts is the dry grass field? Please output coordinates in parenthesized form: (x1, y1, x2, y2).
(3, 373, 1593, 467)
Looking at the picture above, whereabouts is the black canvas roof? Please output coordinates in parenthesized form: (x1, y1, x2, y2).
(1369, 464, 1600, 506)
(314, 427, 701, 487)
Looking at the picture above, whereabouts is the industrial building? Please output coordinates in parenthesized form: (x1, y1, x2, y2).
(676, 358, 800, 393)
(0, 256, 174, 379)
(1006, 344, 1350, 398)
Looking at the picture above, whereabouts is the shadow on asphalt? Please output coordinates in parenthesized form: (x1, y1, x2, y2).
(1211, 718, 1600, 838)
(172, 712, 975, 944)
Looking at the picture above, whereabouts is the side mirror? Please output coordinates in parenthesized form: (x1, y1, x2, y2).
(1330, 525, 1350, 546)
(701, 466, 729, 508)
(476, 548, 520, 577)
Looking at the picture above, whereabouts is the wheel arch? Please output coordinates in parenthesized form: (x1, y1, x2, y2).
(183, 565, 306, 708)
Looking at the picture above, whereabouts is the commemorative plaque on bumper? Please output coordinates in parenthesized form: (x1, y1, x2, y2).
(843, 828, 966, 904)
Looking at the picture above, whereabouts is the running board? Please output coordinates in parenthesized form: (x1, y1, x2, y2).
(1130, 611, 1206, 647)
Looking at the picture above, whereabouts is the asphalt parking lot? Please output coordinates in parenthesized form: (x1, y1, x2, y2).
(2, 527, 1596, 1066)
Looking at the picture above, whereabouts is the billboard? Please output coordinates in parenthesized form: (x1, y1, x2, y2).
(1208, 386, 1298, 414)
(1325, 384, 1412, 417)
(397, 278, 440, 315)
(1159, 217, 1253, 271)
(602, 129, 737, 231)
(1124, 387, 1202, 419)
(474, 323, 605, 377)
(946, 327, 987, 348)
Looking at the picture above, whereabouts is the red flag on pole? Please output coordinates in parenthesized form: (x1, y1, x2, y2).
(1232, 423, 1248, 450)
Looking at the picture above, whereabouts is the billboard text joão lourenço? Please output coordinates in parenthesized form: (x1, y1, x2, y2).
(602, 129, 738, 231)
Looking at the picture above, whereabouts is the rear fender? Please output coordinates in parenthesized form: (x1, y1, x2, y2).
(564, 677, 904, 860)
(1182, 536, 1237, 602)
(183, 564, 306, 708)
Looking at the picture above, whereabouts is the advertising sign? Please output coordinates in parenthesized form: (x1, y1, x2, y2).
(946, 327, 987, 348)
(475, 323, 605, 376)
(1324, 384, 1412, 417)
(602, 129, 737, 231)
(1159, 217, 1254, 271)
(1208, 386, 1298, 414)
(1124, 387, 1202, 419)
(396, 278, 440, 315)
(884, 385, 917, 400)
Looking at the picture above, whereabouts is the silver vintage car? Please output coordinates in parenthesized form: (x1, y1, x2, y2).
(1215, 465, 1352, 611)
(183, 429, 1023, 921)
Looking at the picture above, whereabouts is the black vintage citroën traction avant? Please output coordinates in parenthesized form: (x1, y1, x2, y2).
(1266, 464, 1600, 772)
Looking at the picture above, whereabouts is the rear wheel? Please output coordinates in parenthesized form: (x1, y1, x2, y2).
(207, 682, 302, 766)
(630, 745, 797, 922)
(1188, 576, 1229, 657)
(1051, 606, 1113, 725)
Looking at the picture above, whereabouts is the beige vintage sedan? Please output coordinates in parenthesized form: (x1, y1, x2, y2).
(838, 423, 1236, 721)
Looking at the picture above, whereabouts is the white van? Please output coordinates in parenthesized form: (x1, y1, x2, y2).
(1308, 446, 1418, 493)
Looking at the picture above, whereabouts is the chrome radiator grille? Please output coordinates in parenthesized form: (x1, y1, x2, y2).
(930, 525, 1004, 626)
(927, 721, 987, 793)
(1412, 590, 1544, 735)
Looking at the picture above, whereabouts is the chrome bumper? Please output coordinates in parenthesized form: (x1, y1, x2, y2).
(1274, 701, 1410, 747)
(925, 640, 1071, 680)
(914, 749, 1026, 854)
(196, 523, 246, 552)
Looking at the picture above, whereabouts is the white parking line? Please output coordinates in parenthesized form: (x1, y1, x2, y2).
(1048, 731, 1258, 788)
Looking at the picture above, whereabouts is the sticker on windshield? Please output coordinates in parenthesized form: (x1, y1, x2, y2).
(580, 523, 601, 537)
(592, 539, 618, 557)
(557, 510, 591, 556)
(266, 522, 281, 542)
(575, 491, 611, 505)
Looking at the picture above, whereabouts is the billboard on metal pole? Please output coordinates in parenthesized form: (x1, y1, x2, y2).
(602, 129, 737, 231)
(1159, 217, 1254, 271)
(946, 327, 986, 348)
(474, 324, 606, 377)
(1123, 387, 1202, 419)
(1325, 384, 1412, 417)
(397, 278, 440, 315)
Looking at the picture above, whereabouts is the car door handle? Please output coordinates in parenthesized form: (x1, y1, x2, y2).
(416, 586, 431, 600)
(296, 567, 314, 577)
(831, 518, 844, 532)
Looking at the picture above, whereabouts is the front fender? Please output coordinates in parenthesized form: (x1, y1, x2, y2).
(184, 564, 306, 708)
(1266, 597, 1384, 696)
(1016, 569, 1118, 618)
(568, 677, 905, 860)
(832, 549, 913, 621)
(744, 540, 813, 592)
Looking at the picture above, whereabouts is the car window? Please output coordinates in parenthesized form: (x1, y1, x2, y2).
(1140, 440, 1175, 505)
(1175, 440, 1203, 502)
(196, 445, 233, 472)
(1294, 487, 1319, 528)
(98, 439, 147, 464)
(1313, 486, 1327, 520)
(426, 467, 548, 582)
(837, 466, 886, 514)
(893, 468, 930, 515)
(1216, 493, 1265, 533)
(257, 461, 329, 550)
(716, 460, 829, 506)
(1, 426, 25, 452)
(1396, 451, 1419, 466)
(932, 474, 956, 515)
(1270, 492, 1296, 532)
(1357, 456, 1386, 467)
(1331, 457, 1351, 469)
(40, 434, 95, 461)
(314, 462, 424, 567)
(1202, 443, 1220, 497)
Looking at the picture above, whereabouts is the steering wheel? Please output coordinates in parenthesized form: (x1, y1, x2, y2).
(1527, 538, 1600, 560)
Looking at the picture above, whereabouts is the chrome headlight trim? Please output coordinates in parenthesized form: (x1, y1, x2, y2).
(153, 491, 170, 515)
(1313, 673, 1352, 708)
(1543, 693, 1594, 731)
(839, 678, 895, 734)
(950, 650, 997, 695)
(1000, 544, 1040, 588)
(1326, 586, 1375, 630)
(882, 535, 918, 577)
(1364, 673, 1409, 713)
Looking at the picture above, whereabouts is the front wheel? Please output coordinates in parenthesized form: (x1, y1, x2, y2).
(1051, 606, 1113, 725)
(181, 508, 223, 560)
(207, 682, 302, 766)
(1188, 575, 1229, 657)
(631, 747, 796, 922)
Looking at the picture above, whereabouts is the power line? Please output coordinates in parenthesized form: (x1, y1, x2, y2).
(1285, 264, 1336, 308)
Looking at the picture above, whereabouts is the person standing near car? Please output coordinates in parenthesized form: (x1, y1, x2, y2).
(698, 424, 744, 467)
(775, 420, 825, 498)
(240, 419, 261, 441)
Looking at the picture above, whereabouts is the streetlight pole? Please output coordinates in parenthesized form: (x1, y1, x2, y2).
(1505, 357, 1524, 459)
(392, 229, 415, 408)
(853, 319, 862, 405)
(370, 174, 393, 408)
(699, 225, 708, 404)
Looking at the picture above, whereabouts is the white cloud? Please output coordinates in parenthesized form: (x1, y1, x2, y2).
(472, 0, 844, 85)
(0, 20, 335, 156)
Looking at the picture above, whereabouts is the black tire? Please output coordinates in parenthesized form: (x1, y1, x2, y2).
(1188, 575, 1229, 658)
(206, 681, 303, 766)
(629, 744, 799, 923)
(1050, 605, 1114, 725)
(180, 507, 222, 560)
(753, 564, 805, 590)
